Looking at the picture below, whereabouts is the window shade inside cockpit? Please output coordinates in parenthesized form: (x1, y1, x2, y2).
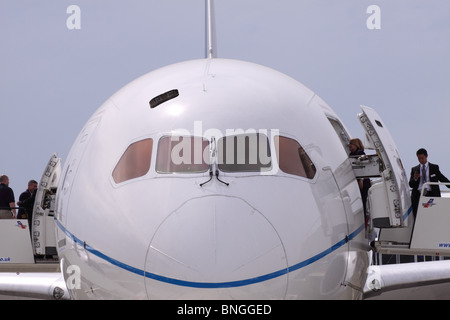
(112, 138, 153, 183)
(274, 136, 316, 179)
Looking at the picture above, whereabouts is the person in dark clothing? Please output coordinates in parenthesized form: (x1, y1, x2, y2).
(409, 148, 450, 217)
(18, 180, 38, 219)
(18, 188, 37, 229)
(0, 175, 16, 219)
(349, 138, 371, 215)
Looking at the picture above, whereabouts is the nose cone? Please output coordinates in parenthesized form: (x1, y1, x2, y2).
(145, 196, 288, 299)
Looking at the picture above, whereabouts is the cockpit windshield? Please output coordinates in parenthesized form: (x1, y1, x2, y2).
(113, 132, 316, 184)
(217, 133, 272, 172)
(156, 136, 210, 173)
(274, 135, 316, 179)
(112, 138, 153, 183)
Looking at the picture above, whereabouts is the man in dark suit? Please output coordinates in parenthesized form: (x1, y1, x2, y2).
(409, 148, 450, 217)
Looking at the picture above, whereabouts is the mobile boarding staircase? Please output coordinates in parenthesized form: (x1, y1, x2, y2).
(352, 153, 450, 264)
(352, 106, 450, 265)
(0, 154, 60, 269)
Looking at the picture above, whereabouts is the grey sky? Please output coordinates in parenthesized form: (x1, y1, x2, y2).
(1, 0, 450, 196)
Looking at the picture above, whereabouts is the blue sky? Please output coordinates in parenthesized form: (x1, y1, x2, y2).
(1, 0, 450, 196)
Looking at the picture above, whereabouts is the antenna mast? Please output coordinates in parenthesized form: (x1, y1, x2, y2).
(205, 0, 217, 59)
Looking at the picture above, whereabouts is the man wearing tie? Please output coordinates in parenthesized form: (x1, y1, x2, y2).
(409, 148, 450, 217)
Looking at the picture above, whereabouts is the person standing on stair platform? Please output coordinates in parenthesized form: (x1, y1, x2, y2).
(0, 175, 16, 219)
(349, 138, 371, 215)
(409, 148, 450, 217)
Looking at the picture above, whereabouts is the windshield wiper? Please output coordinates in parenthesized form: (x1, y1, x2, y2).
(200, 169, 213, 187)
(215, 169, 229, 186)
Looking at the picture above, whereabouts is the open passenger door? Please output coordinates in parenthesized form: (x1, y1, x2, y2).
(32, 153, 61, 256)
(357, 106, 412, 228)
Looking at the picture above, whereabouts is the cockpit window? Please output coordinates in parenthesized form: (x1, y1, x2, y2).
(217, 133, 272, 172)
(274, 136, 316, 179)
(112, 138, 153, 183)
(156, 136, 210, 173)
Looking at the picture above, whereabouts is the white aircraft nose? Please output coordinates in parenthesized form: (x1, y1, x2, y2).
(144, 196, 288, 299)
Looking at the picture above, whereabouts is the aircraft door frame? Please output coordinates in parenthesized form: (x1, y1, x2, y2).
(358, 105, 412, 228)
(32, 153, 62, 256)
